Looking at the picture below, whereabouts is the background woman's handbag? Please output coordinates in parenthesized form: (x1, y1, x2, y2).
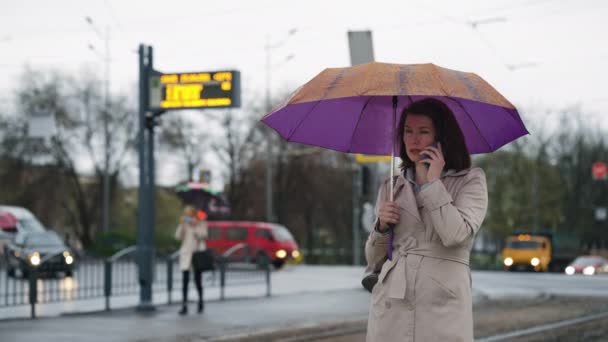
(192, 250, 215, 272)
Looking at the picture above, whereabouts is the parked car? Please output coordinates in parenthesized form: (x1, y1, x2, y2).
(206, 221, 300, 269)
(0, 206, 47, 256)
(564, 256, 608, 276)
(4, 231, 75, 278)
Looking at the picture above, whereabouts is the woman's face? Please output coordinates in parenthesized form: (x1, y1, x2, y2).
(403, 113, 437, 162)
(184, 208, 196, 218)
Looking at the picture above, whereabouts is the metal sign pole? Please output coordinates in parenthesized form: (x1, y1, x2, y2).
(134, 45, 240, 309)
(136, 44, 155, 311)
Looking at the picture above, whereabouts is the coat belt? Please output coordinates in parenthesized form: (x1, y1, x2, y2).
(377, 236, 470, 299)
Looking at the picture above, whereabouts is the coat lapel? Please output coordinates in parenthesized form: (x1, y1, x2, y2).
(393, 174, 422, 223)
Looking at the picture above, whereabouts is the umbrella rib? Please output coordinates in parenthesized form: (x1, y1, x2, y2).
(347, 96, 373, 153)
(286, 100, 322, 140)
(445, 96, 493, 152)
(501, 105, 529, 133)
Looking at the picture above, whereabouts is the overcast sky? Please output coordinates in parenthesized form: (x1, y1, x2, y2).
(1, 0, 607, 186)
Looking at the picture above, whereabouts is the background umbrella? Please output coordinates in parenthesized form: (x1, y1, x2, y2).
(0, 211, 17, 230)
(175, 182, 231, 219)
(262, 62, 529, 259)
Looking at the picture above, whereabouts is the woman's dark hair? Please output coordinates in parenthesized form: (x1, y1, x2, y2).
(397, 98, 471, 171)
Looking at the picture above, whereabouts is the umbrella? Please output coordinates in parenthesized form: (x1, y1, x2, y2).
(0, 211, 17, 228)
(263, 62, 527, 155)
(175, 182, 231, 218)
(261, 62, 529, 258)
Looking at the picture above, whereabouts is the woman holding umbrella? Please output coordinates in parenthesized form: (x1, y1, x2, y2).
(175, 205, 208, 315)
(261, 62, 527, 341)
(365, 98, 488, 341)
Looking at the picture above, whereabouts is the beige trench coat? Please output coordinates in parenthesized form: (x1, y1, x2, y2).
(175, 220, 208, 271)
(365, 167, 488, 342)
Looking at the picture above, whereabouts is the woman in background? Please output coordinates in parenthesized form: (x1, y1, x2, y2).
(175, 205, 208, 315)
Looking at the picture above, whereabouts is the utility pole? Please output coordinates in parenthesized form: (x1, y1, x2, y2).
(348, 30, 375, 265)
(85, 17, 111, 233)
(103, 25, 111, 234)
(264, 29, 296, 223)
(265, 35, 274, 223)
(352, 164, 362, 265)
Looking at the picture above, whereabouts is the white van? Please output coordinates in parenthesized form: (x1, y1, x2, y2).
(0, 206, 46, 255)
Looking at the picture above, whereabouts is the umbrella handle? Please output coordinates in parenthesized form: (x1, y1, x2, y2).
(387, 224, 395, 261)
(388, 96, 398, 260)
(390, 96, 398, 202)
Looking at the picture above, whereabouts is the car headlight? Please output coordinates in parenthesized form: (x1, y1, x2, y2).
(63, 251, 74, 265)
(583, 266, 595, 276)
(504, 257, 513, 266)
(565, 266, 575, 275)
(29, 252, 41, 266)
(531, 257, 540, 267)
(275, 250, 287, 259)
(291, 250, 300, 259)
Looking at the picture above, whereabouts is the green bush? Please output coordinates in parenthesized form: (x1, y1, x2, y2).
(156, 228, 180, 256)
(91, 188, 183, 257)
(89, 228, 179, 258)
(89, 229, 137, 257)
(470, 253, 503, 270)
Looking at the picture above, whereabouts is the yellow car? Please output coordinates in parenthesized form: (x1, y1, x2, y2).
(502, 234, 551, 272)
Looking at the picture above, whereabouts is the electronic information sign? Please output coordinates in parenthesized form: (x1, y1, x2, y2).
(148, 70, 241, 110)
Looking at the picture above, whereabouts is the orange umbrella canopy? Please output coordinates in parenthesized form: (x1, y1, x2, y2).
(279, 62, 514, 108)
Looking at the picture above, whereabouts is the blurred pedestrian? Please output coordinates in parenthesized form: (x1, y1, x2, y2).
(175, 205, 208, 315)
(365, 98, 488, 341)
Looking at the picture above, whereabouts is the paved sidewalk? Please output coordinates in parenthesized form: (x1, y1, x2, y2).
(0, 265, 367, 320)
(0, 288, 370, 342)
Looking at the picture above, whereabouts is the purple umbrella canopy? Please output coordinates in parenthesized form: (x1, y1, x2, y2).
(262, 62, 529, 156)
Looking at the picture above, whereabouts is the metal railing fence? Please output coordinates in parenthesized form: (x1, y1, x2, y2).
(0, 244, 271, 318)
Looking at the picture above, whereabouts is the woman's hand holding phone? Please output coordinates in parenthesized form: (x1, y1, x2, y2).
(419, 142, 445, 183)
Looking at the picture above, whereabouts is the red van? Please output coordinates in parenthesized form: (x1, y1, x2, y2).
(206, 221, 300, 269)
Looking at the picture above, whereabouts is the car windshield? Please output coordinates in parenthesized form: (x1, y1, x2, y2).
(18, 218, 46, 233)
(573, 257, 603, 266)
(507, 241, 541, 249)
(272, 226, 294, 242)
(26, 233, 64, 247)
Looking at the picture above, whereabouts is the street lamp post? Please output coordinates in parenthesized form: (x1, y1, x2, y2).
(264, 29, 297, 223)
(85, 17, 111, 233)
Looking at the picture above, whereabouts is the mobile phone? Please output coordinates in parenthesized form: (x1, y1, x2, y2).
(419, 142, 438, 160)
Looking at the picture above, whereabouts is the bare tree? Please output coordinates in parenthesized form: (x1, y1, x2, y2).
(1, 68, 137, 247)
(158, 112, 209, 182)
(209, 108, 260, 215)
